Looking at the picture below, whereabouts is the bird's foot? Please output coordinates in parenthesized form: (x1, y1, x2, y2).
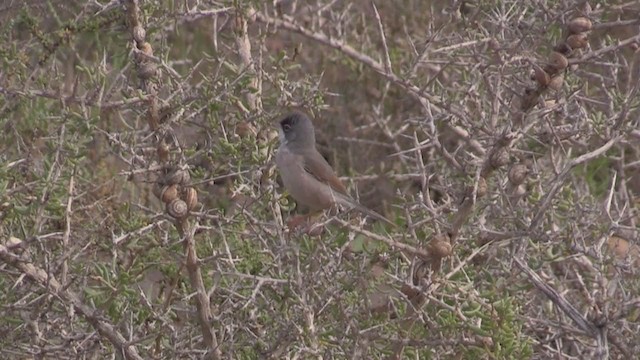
(286, 215, 325, 236)
(286, 215, 308, 230)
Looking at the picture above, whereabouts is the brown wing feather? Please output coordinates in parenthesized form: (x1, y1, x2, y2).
(301, 149, 348, 195)
(299, 149, 396, 226)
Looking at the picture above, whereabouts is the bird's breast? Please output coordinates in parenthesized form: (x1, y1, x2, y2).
(275, 146, 334, 211)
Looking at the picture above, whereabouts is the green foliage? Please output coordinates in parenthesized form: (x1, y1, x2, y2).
(0, 1, 638, 359)
(577, 154, 614, 198)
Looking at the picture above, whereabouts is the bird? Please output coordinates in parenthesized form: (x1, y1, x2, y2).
(275, 111, 394, 227)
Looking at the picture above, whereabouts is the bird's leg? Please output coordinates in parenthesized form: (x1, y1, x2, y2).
(286, 212, 327, 236)
(302, 212, 327, 236)
(286, 214, 309, 230)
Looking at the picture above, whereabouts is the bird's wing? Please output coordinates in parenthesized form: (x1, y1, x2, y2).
(300, 149, 396, 227)
(301, 149, 349, 195)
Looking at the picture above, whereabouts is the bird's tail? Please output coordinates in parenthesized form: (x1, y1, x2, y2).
(352, 202, 396, 227)
(335, 194, 395, 227)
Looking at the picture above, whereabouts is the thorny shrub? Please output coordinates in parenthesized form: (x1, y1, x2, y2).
(1, 1, 639, 359)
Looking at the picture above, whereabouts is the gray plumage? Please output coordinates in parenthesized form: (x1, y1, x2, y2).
(275, 111, 394, 226)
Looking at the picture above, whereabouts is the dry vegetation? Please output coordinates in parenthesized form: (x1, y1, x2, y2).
(1, 0, 640, 359)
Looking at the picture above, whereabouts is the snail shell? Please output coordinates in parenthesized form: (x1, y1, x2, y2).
(160, 185, 179, 204)
(548, 52, 568, 72)
(182, 187, 198, 210)
(568, 17, 592, 34)
(166, 199, 189, 219)
(133, 25, 146, 43)
(548, 74, 564, 91)
(512, 184, 527, 197)
(553, 42, 572, 56)
(165, 168, 190, 185)
(139, 42, 154, 56)
(533, 65, 550, 86)
(138, 62, 157, 80)
(508, 164, 529, 185)
(490, 148, 510, 169)
(566, 33, 588, 49)
(427, 233, 452, 258)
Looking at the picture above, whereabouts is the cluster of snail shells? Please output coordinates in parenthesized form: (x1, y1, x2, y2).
(131, 25, 157, 80)
(507, 163, 529, 198)
(152, 167, 198, 219)
(533, 17, 592, 90)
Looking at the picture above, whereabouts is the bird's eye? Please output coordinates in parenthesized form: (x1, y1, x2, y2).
(283, 123, 292, 132)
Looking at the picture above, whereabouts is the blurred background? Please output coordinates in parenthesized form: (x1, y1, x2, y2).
(1, 1, 639, 358)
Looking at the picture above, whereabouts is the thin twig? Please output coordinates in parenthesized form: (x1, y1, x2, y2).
(0, 243, 144, 360)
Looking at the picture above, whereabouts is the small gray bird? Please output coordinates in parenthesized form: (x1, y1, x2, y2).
(275, 111, 394, 226)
